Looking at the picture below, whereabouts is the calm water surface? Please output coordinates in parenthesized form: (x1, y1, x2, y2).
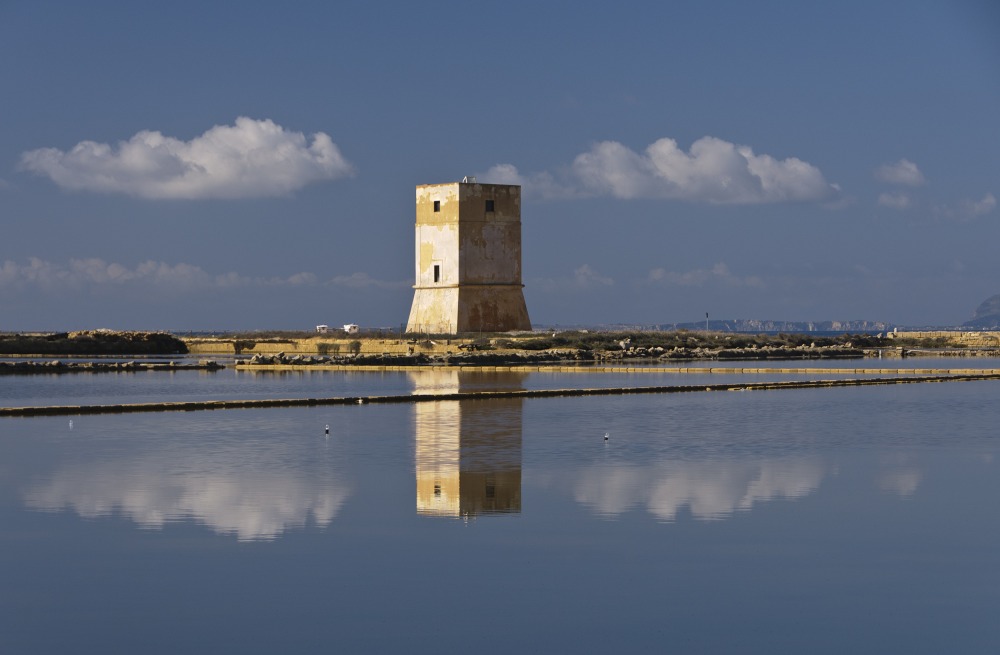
(1, 356, 987, 407)
(1, 367, 999, 653)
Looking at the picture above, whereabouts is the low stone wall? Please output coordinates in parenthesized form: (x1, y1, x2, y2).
(889, 331, 1000, 347)
(184, 337, 475, 356)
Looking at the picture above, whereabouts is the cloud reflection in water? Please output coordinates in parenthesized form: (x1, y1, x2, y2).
(24, 457, 351, 541)
(571, 456, 826, 521)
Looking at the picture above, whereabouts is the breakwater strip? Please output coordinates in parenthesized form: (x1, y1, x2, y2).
(3, 372, 1000, 417)
(237, 364, 1000, 375)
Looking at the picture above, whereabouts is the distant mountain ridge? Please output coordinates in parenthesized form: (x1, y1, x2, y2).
(661, 319, 892, 333)
(963, 294, 1000, 329)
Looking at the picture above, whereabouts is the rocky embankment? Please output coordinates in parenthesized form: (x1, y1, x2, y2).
(242, 350, 590, 367)
(0, 360, 224, 375)
(606, 343, 866, 361)
(241, 343, 867, 367)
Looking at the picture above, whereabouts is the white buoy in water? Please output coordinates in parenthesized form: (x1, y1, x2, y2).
(604, 432, 609, 441)
(324, 424, 330, 435)
(69, 420, 73, 429)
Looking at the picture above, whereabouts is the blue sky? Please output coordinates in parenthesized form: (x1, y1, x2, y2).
(1, 1, 998, 331)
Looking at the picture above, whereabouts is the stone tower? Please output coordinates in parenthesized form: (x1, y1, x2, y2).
(406, 181, 531, 334)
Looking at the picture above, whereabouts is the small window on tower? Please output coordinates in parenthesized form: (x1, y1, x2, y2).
(433, 264, 440, 283)
(433, 200, 441, 212)
(485, 199, 495, 212)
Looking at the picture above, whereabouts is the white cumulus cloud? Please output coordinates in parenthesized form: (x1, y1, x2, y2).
(646, 262, 764, 288)
(478, 163, 523, 186)
(0, 258, 411, 297)
(0, 258, 327, 293)
(875, 158, 925, 187)
(933, 192, 997, 221)
(877, 192, 912, 209)
(327, 272, 409, 289)
(477, 164, 575, 199)
(19, 117, 354, 199)
(966, 192, 997, 216)
(533, 264, 615, 292)
(574, 264, 614, 287)
(485, 136, 835, 204)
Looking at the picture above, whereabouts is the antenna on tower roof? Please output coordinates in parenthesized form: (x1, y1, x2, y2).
(462, 176, 476, 183)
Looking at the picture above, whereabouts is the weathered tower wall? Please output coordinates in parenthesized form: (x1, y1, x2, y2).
(406, 182, 531, 334)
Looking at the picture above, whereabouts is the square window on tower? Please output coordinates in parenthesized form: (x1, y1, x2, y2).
(433, 200, 441, 212)
(433, 264, 440, 283)
(485, 199, 495, 212)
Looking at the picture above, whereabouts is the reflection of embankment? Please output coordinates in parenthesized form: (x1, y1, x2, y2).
(412, 370, 524, 518)
(566, 457, 827, 521)
(24, 454, 351, 541)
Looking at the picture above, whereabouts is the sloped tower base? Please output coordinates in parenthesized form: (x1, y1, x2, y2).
(407, 284, 531, 334)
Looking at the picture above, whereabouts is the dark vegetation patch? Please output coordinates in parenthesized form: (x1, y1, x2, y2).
(0, 331, 188, 355)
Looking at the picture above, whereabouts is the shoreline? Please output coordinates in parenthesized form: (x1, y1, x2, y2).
(3, 330, 1000, 373)
(4, 347, 1000, 375)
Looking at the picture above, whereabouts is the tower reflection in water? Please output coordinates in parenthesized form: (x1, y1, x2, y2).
(412, 371, 524, 518)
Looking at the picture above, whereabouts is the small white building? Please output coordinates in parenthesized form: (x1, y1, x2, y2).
(315, 324, 330, 334)
(343, 324, 359, 334)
